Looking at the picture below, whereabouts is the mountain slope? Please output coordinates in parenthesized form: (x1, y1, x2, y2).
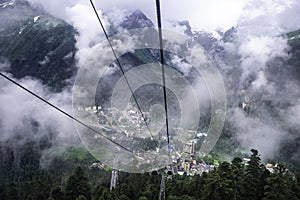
(0, 3, 300, 174)
(0, 0, 77, 91)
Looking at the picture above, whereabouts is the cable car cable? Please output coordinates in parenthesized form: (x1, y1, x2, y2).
(0, 72, 133, 153)
(155, 0, 170, 147)
(89, 0, 158, 148)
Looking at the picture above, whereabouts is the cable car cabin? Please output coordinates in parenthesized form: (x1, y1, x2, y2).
(151, 170, 159, 175)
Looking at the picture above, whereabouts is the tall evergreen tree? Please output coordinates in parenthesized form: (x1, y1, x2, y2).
(99, 189, 112, 200)
(117, 183, 135, 200)
(201, 161, 242, 200)
(242, 149, 264, 200)
(50, 186, 64, 200)
(295, 175, 300, 198)
(201, 170, 223, 200)
(76, 195, 87, 200)
(138, 196, 148, 200)
(188, 174, 204, 198)
(7, 183, 18, 200)
(231, 157, 244, 200)
(263, 164, 298, 200)
(64, 166, 91, 200)
(0, 185, 7, 200)
(92, 185, 106, 200)
(119, 194, 130, 200)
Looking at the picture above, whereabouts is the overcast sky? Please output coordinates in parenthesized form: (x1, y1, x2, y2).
(28, 0, 300, 33)
(94, 0, 248, 31)
(28, 0, 246, 31)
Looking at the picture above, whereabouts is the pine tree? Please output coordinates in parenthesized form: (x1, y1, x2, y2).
(99, 189, 112, 200)
(201, 161, 242, 200)
(262, 164, 298, 200)
(50, 186, 64, 200)
(242, 149, 265, 200)
(7, 183, 18, 200)
(138, 196, 148, 200)
(231, 157, 244, 200)
(201, 170, 223, 200)
(116, 182, 135, 200)
(295, 175, 300, 198)
(0, 185, 7, 200)
(64, 166, 91, 200)
(188, 174, 204, 198)
(119, 194, 130, 200)
(92, 185, 106, 200)
(76, 195, 87, 200)
(218, 162, 237, 199)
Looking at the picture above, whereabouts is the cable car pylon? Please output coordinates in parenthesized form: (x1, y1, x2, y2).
(110, 169, 118, 192)
(159, 172, 166, 200)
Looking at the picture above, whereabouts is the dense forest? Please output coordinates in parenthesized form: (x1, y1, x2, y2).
(0, 148, 299, 200)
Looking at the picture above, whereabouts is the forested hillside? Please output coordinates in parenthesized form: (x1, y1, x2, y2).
(0, 149, 299, 200)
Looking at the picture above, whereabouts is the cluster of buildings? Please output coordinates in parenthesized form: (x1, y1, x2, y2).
(164, 158, 283, 178)
(77, 104, 149, 132)
(82, 105, 286, 180)
(242, 158, 280, 174)
(82, 105, 216, 176)
(85, 104, 151, 138)
(164, 134, 214, 177)
(165, 157, 216, 177)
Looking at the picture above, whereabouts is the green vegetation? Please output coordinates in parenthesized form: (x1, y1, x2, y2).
(0, 13, 77, 92)
(0, 147, 299, 200)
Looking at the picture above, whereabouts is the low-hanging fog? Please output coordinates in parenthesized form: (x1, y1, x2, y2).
(0, 0, 300, 168)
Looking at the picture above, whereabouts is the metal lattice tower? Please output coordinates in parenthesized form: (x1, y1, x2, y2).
(110, 169, 118, 192)
(159, 173, 165, 200)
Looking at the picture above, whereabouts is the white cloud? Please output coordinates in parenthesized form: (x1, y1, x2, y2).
(159, 0, 248, 31)
(229, 108, 286, 160)
(0, 73, 77, 165)
(15, 0, 300, 162)
(28, 0, 300, 33)
(238, 36, 288, 82)
(28, 0, 247, 31)
(239, 0, 300, 33)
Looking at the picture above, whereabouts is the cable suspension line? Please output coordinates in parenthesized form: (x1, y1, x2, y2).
(155, 0, 170, 147)
(89, 0, 158, 148)
(0, 72, 133, 153)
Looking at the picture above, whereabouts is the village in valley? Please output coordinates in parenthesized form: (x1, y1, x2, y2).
(81, 105, 278, 177)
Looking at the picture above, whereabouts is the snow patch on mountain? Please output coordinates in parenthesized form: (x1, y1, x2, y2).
(0, 0, 14, 8)
(34, 15, 40, 22)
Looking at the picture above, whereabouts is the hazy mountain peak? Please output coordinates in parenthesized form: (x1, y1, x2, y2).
(131, 9, 145, 17)
(178, 20, 193, 36)
(0, 0, 31, 8)
(120, 9, 154, 29)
